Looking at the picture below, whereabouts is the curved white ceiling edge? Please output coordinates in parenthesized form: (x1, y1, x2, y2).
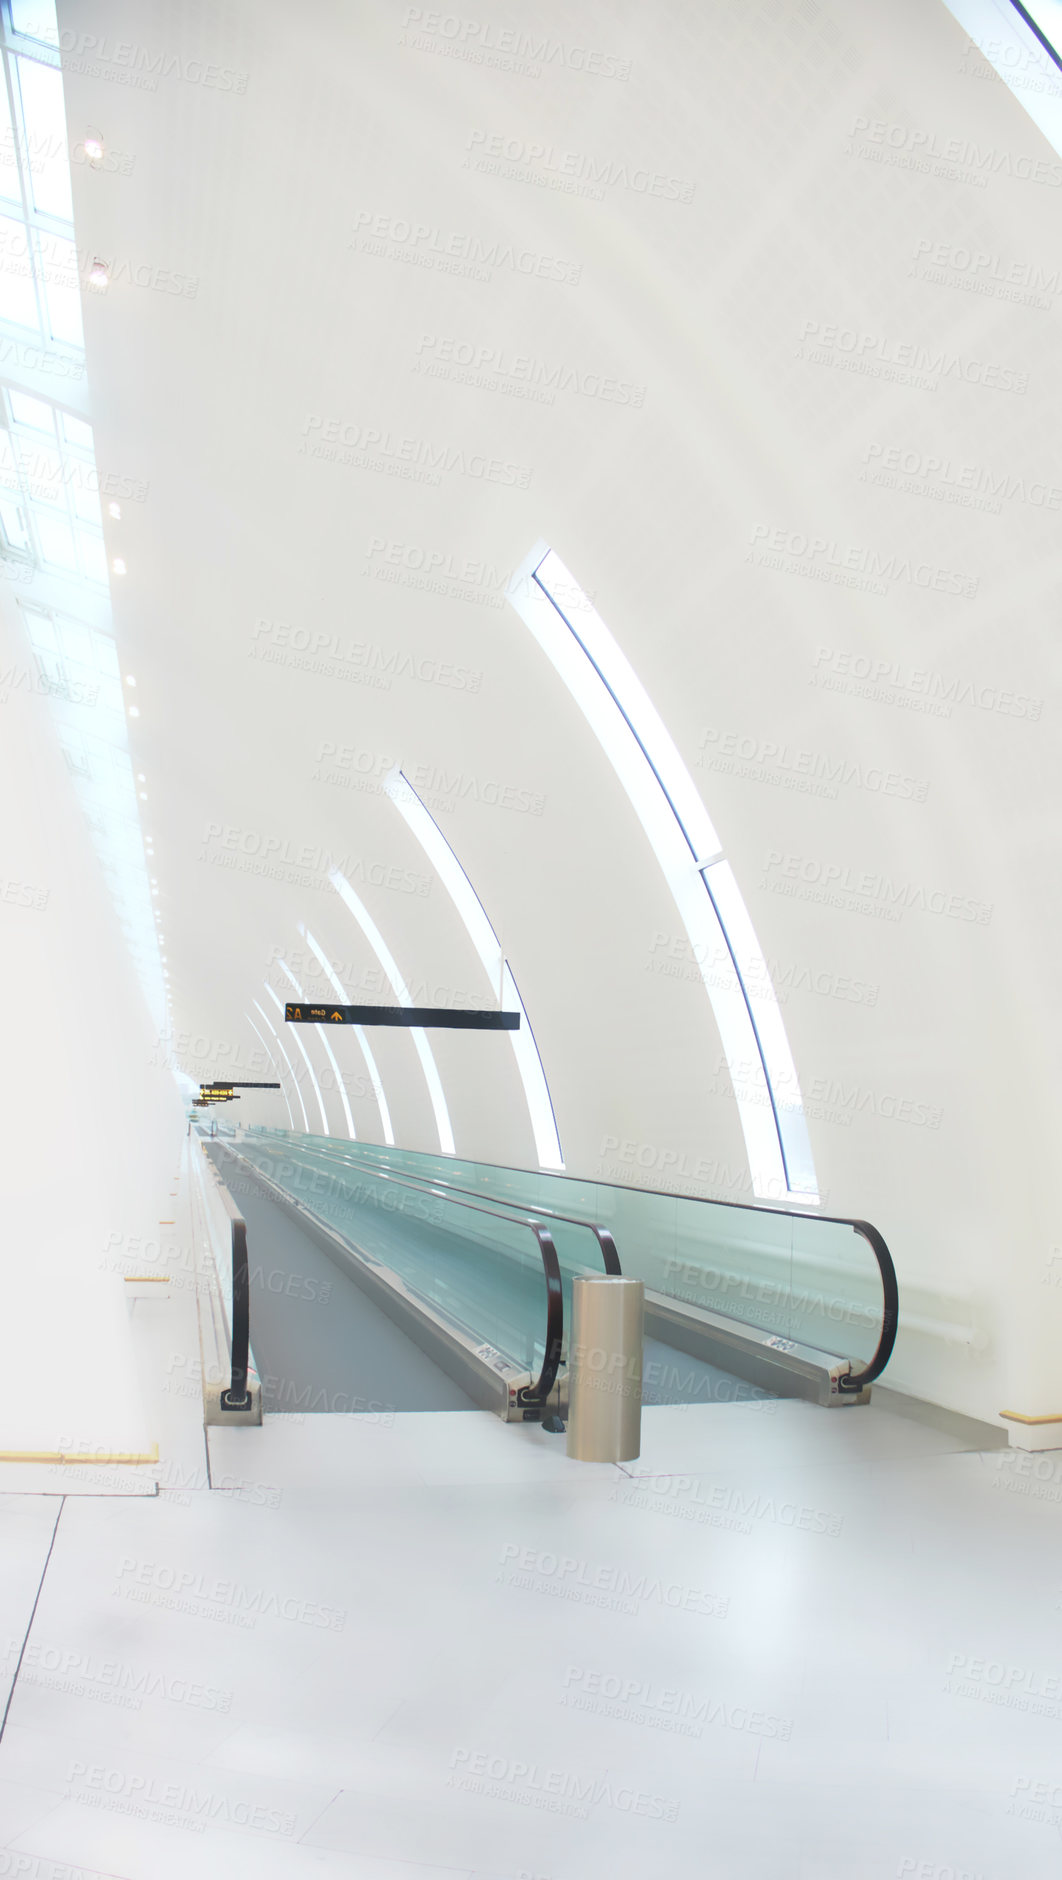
(275, 959, 357, 1140)
(298, 925, 395, 1146)
(384, 767, 565, 1170)
(249, 998, 307, 1130)
(263, 978, 330, 1137)
(328, 871, 456, 1156)
(244, 1013, 296, 1129)
(506, 541, 818, 1205)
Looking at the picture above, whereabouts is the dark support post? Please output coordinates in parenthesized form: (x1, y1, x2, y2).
(220, 1214, 251, 1411)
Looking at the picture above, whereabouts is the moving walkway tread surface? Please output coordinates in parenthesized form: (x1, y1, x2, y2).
(208, 1146, 479, 1413)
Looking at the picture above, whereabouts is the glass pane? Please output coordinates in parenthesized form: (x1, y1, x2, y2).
(89, 631, 120, 678)
(60, 411, 93, 453)
(72, 482, 101, 527)
(15, 58, 71, 220)
(0, 65, 22, 205)
(0, 431, 19, 493)
(10, 390, 55, 433)
(37, 231, 81, 344)
(20, 604, 57, 651)
(0, 215, 39, 330)
(57, 615, 91, 662)
(32, 507, 75, 570)
(77, 527, 107, 584)
(34, 644, 63, 688)
(10, 0, 60, 47)
(20, 444, 62, 506)
(0, 495, 28, 549)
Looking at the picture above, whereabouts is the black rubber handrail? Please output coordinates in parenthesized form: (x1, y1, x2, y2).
(227, 1142, 565, 1410)
(205, 1150, 252, 1411)
(838, 1221, 898, 1392)
(274, 1139, 623, 1278)
(221, 1213, 252, 1410)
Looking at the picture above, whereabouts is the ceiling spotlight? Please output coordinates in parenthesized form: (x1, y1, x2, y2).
(128, 704, 139, 717)
(88, 258, 109, 289)
(112, 557, 126, 575)
(125, 675, 136, 687)
(136, 771, 145, 781)
(108, 501, 121, 519)
(84, 135, 104, 163)
(138, 791, 147, 801)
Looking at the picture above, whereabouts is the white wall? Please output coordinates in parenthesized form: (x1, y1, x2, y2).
(52, 0, 1062, 1426)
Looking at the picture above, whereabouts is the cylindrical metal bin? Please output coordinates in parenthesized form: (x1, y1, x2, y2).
(566, 1276, 644, 1462)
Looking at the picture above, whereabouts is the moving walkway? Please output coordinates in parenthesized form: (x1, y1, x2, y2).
(201, 1128, 897, 1423)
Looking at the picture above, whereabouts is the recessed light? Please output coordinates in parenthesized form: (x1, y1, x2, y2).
(138, 791, 147, 800)
(108, 501, 121, 519)
(84, 135, 104, 162)
(112, 558, 126, 575)
(125, 675, 136, 686)
(128, 704, 139, 717)
(88, 259, 109, 289)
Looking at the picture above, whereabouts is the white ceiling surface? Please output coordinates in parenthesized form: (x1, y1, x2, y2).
(49, 0, 1062, 1419)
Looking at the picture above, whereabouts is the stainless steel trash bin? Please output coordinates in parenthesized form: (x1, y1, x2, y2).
(566, 1276, 644, 1462)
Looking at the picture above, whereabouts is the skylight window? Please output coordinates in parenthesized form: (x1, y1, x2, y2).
(10, 0, 59, 47)
(0, 387, 105, 581)
(9, 392, 54, 432)
(0, 70, 18, 206)
(15, 55, 71, 221)
(941, 0, 1062, 157)
(508, 543, 819, 1204)
(61, 412, 94, 452)
(0, 216, 40, 329)
(385, 767, 564, 1170)
(1011, 1, 1062, 68)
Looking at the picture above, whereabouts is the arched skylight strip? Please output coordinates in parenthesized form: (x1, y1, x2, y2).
(263, 981, 328, 1136)
(329, 869, 455, 1155)
(384, 767, 564, 1169)
(1010, 0, 1062, 72)
(532, 555, 723, 866)
(701, 862, 815, 1193)
(940, 0, 1062, 158)
(298, 924, 395, 1146)
(245, 1012, 296, 1129)
(251, 996, 309, 1132)
(276, 957, 356, 1140)
(508, 542, 817, 1203)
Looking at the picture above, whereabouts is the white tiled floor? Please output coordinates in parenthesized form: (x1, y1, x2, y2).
(0, 1392, 1060, 1879)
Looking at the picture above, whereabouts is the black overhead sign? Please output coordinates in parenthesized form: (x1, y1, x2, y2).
(202, 1081, 282, 1090)
(285, 1003, 520, 1030)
